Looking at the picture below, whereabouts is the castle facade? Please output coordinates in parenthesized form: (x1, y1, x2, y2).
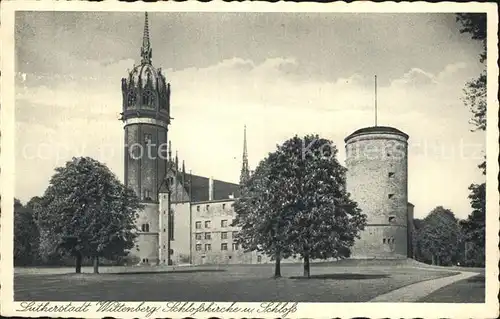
(121, 14, 414, 266)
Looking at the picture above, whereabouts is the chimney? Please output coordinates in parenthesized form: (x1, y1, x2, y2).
(208, 176, 214, 201)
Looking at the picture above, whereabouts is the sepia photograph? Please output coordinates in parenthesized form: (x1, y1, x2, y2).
(1, 1, 498, 318)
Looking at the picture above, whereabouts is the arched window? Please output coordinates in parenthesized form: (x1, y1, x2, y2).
(142, 90, 155, 107)
(141, 223, 150, 232)
(127, 91, 136, 107)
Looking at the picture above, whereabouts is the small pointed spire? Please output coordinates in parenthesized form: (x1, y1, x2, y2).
(168, 140, 172, 163)
(175, 151, 179, 171)
(182, 160, 186, 190)
(240, 125, 250, 186)
(140, 12, 152, 65)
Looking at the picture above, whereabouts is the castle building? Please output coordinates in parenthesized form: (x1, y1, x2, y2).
(121, 14, 414, 265)
(345, 126, 413, 259)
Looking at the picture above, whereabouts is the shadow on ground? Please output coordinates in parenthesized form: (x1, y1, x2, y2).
(113, 269, 226, 275)
(290, 273, 389, 280)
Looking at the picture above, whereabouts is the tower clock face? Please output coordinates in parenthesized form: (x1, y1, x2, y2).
(127, 92, 137, 107)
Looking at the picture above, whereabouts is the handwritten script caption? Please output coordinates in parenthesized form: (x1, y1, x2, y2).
(17, 301, 299, 317)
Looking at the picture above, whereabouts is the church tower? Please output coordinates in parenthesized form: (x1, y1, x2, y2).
(121, 12, 171, 265)
(239, 125, 250, 186)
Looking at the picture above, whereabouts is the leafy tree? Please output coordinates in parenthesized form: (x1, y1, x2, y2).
(456, 13, 487, 174)
(460, 183, 486, 267)
(233, 155, 294, 278)
(14, 199, 40, 266)
(419, 206, 461, 266)
(411, 218, 427, 263)
(234, 135, 366, 278)
(37, 157, 142, 273)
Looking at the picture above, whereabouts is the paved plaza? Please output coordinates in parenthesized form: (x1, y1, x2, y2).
(14, 261, 485, 302)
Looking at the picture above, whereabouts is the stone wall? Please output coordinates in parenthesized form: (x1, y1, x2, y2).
(345, 129, 409, 259)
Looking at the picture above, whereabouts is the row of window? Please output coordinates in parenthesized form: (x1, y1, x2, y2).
(127, 90, 161, 107)
(196, 243, 239, 251)
(195, 231, 238, 240)
(196, 203, 233, 212)
(383, 237, 395, 244)
(195, 219, 229, 229)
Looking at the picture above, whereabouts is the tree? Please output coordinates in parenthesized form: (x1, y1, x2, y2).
(233, 155, 294, 278)
(456, 13, 487, 173)
(460, 183, 486, 267)
(14, 199, 40, 266)
(419, 206, 461, 266)
(234, 135, 366, 278)
(455, 13, 487, 269)
(37, 157, 142, 273)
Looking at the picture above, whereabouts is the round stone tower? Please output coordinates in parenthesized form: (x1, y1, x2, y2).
(121, 13, 171, 265)
(344, 126, 409, 259)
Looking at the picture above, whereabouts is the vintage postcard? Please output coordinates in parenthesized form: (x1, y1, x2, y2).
(1, 0, 499, 318)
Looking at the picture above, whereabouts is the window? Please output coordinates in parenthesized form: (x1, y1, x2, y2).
(221, 219, 228, 227)
(195, 221, 201, 229)
(221, 232, 228, 240)
(222, 203, 226, 210)
(127, 91, 137, 107)
(142, 90, 155, 107)
(197, 206, 200, 212)
(195, 233, 202, 240)
(206, 204, 210, 211)
(205, 232, 211, 240)
(388, 216, 396, 223)
(163, 245, 166, 249)
(168, 210, 174, 240)
(388, 194, 394, 199)
(144, 133, 152, 144)
(383, 238, 386, 244)
(141, 223, 150, 232)
(388, 172, 395, 178)
(391, 237, 395, 244)
(143, 189, 151, 200)
(232, 243, 239, 251)
(257, 255, 262, 263)
(221, 243, 228, 251)
(196, 244, 202, 251)
(205, 244, 211, 251)
(163, 228, 166, 232)
(205, 221, 211, 228)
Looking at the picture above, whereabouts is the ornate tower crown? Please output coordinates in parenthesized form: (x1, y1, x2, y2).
(121, 12, 171, 126)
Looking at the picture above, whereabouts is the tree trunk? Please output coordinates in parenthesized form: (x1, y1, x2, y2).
(303, 254, 310, 278)
(75, 253, 82, 274)
(93, 256, 99, 274)
(274, 251, 281, 278)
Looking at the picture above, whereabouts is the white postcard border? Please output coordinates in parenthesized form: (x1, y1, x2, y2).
(1, 1, 498, 318)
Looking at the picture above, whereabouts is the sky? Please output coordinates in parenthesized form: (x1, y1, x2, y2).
(14, 11, 486, 219)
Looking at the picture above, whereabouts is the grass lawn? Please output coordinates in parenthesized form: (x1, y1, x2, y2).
(419, 274, 485, 303)
(15, 261, 460, 302)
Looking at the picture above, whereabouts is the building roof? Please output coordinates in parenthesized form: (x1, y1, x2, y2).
(184, 173, 240, 202)
(344, 126, 409, 142)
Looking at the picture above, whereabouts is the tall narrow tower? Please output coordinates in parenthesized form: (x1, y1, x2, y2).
(345, 127, 409, 259)
(239, 125, 250, 186)
(121, 12, 171, 265)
